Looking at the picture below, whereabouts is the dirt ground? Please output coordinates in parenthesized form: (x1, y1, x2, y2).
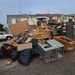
(0, 40, 75, 75)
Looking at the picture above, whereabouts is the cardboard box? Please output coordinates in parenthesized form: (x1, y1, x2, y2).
(13, 43, 32, 51)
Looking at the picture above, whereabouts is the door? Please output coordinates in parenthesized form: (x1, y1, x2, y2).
(0, 33, 6, 39)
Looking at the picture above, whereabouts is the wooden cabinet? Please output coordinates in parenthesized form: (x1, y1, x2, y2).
(54, 36, 75, 52)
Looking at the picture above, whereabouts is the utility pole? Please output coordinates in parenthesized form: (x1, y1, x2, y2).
(20, 11, 21, 14)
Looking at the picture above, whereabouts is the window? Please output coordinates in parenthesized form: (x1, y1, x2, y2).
(16, 19, 21, 23)
(0, 33, 3, 35)
(64, 17, 67, 20)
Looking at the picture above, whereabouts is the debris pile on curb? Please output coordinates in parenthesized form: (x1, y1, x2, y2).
(0, 20, 75, 66)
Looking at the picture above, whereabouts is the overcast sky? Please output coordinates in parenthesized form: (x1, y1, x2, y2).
(0, 0, 75, 27)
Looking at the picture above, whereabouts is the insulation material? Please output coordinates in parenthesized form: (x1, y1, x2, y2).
(9, 20, 31, 36)
(13, 43, 32, 51)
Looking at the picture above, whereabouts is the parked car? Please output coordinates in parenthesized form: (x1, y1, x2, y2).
(0, 32, 13, 40)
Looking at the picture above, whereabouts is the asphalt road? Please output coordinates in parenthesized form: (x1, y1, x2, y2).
(0, 40, 75, 75)
(0, 40, 6, 46)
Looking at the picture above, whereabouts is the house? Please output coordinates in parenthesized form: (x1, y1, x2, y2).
(7, 14, 75, 26)
(7, 14, 49, 26)
(7, 14, 75, 39)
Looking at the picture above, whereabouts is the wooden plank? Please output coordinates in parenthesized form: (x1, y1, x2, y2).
(25, 37, 33, 43)
(9, 20, 31, 36)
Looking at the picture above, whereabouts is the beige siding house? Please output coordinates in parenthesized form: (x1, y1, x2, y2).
(7, 14, 75, 26)
(7, 14, 38, 26)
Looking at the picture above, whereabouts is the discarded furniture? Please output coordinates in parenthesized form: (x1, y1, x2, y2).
(54, 36, 75, 52)
(45, 27, 58, 36)
(1, 44, 17, 58)
(5, 32, 33, 51)
(4, 39, 32, 52)
(32, 26, 51, 40)
(41, 23, 47, 29)
(38, 39, 64, 63)
(45, 27, 54, 32)
(12, 35, 33, 51)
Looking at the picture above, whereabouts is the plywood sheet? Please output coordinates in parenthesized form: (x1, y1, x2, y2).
(9, 20, 31, 36)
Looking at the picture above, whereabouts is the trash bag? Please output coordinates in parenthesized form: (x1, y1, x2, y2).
(1, 44, 17, 58)
(10, 51, 19, 62)
(30, 39, 38, 48)
(0, 48, 8, 59)
(18, 49, 33, 66)
(0, 48, 2, 56)
(0, 50, 3, 57)
(30, 48, 39, 58)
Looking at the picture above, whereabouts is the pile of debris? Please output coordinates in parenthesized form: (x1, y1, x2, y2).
(0, 20, 75, 66)
(0, 20, 39, 66)
(0, 30, 39, 66)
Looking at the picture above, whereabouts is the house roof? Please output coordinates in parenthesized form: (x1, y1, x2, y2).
(36, 14, 62, 17)
(7, 14, 75, 19)
(7, 14, 38, 18)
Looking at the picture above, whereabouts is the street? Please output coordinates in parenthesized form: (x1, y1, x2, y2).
(0, 40, 75, 75)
